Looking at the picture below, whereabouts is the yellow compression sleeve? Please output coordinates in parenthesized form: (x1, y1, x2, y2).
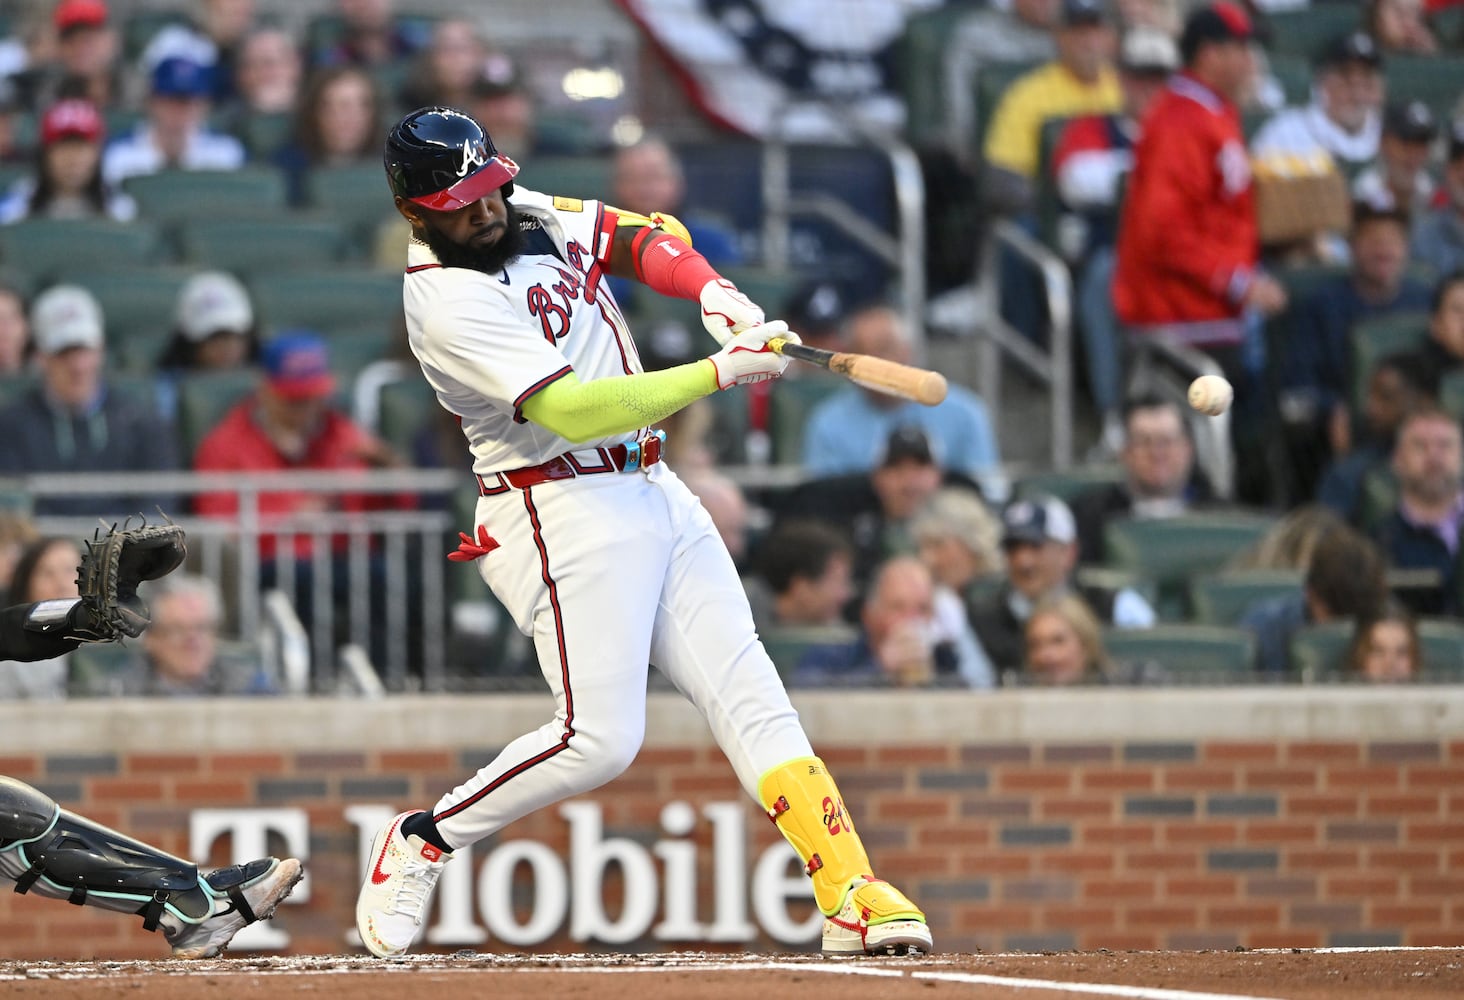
(519, 360, 720, 443)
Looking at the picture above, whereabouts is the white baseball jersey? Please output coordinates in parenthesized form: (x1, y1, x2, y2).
(402, 187, 647, 473)
(396, 185, 815, 851)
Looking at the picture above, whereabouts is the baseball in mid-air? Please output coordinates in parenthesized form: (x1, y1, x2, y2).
(1187, 374, 1234, 416)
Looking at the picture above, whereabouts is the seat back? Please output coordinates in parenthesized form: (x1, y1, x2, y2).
(767, 377, 847, 465)
(1349, 312, 1429, 414)
(307, 163, 400, 243)
(1015, 465, 1124, 503)
(180, 218, 348, 275)
(1104, 514, 1277, 619)
(1101, 624, 1257, 684)
(0, 219, 166, 282)
(64, 268, 193, 372)
(250, 268, 404, 333)
(176, 369, 261, 461)
(123, 168, 288, 226)
(1189, 570, 1304, 626)
(759, 624, 860, 681)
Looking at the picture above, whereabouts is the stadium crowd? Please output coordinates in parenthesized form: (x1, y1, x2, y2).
(1, 0, 1463, 694)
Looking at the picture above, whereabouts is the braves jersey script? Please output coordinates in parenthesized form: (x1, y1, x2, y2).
(402, 187, 645, 474)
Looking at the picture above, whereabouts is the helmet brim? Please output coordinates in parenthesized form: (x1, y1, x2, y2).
(407, 155, 519, 211)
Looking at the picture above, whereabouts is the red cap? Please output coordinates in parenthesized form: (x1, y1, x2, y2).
(40, 99, 103, 145)
(54, 0, 108, 33)
(411, 155, 519, 211)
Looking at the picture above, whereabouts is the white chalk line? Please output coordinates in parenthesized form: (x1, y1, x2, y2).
(0, 959, 1291, 997)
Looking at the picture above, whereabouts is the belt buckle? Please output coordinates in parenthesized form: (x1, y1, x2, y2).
(620, 440, 642, 472)
(642, 429, 665, 467)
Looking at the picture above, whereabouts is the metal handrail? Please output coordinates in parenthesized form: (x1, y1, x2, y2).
(975, 218, 1074, 469)
(760, 116, 927, 360)
(13, 469, 465, 691)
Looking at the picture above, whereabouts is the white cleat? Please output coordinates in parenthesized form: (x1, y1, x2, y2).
(822, 876, 933, 956)
(355, 810, 453, 958)
(165, 857, 304, 959)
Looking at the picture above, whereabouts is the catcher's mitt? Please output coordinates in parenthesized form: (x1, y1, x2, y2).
(77, 518, 188, 640)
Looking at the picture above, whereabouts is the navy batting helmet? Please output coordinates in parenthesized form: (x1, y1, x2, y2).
(384, 106, 518, 210)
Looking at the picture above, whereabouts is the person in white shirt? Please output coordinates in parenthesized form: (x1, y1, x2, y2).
(101, 55, 244, 186)
(1251, 30, 1385, 172)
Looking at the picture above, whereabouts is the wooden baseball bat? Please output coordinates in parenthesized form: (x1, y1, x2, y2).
(768, 337, 948, 407)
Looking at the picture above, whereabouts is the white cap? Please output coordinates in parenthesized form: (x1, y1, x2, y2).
(177, 271, 253, 342)
(1120, 27, 1180, 74)
(31, 284, 103, 354)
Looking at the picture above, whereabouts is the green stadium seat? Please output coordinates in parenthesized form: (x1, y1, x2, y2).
(65, 640, 134, 696)
(1349, 312, 1429, 414)
(1263, 6, 1362, 60)
(318, 325, 395, 378)
(766, 376, 845, 465)
(700, 384, 751, 465)
(1440, 370, 1464, 423)
(895, 4, 976, 149)
(1101, 624, 1257, 684)
(377, 377, 437, 455)
(1384, 55, 1464, 121)
(231, 111, 294, 161)
(306, 164, 398, 243)
(1015, 465, 1124, 503)
(1357, 465, 1398, 535)
(123, 168, 288, 226)
(972, 62, 1037, 156)
(520, 156, 613, 202)
(120, 9, 190, 61)
(1189, 570, 1304, 626)
(1288, 621, 1352, 681)
(180, 219, 348, 274)
(0, 371, 36, 407)
(0, 219, 166, 281)
(1104, 514, 1277, 619)
(1266, 53, 1314, 107)
(759, 624, 859, 682)
(176, 369, 261, 461)
(250, 268, 403, 333)
(1417, 618, 1464, 681)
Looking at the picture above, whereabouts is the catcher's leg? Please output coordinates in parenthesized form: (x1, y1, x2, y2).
(0, 776, 303, 958)
(760, 758, 933, 955)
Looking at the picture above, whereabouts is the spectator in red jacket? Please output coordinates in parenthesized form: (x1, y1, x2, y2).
(192, 330, 408, 665)
(193, 330, 406, 561)
(1112, 2, 1287, 502)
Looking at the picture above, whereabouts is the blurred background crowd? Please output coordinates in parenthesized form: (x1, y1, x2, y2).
(1, 0, 1463, 697)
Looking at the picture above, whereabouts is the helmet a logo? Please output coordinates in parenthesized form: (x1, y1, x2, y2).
(457, 138, 489, 178)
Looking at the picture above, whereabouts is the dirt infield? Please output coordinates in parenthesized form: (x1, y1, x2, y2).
(2, 948, 1462, 999)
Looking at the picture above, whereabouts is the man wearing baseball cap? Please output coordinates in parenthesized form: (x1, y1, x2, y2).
(101, 55, 244, 185)
(192, 331, 404, 562)
(1051, 26, 1179, 445)
(966, 494, 1155, 673)
(17, 0, 121, 112)
(1252, 30, 1385, 172)
(1354, 99, 1439, 218)
(1410, 118, 1464, 278)
(0, 285, 179, 517)
(1113, 2, 1284, 504)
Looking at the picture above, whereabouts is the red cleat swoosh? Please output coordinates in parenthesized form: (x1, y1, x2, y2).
(370, 815, 407, 885)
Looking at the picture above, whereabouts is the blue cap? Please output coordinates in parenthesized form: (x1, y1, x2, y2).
(151, 57, 214, 99)
(261, 331, 335, 399)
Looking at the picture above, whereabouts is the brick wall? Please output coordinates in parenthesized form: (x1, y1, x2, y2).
(0, 692, 1461, 958)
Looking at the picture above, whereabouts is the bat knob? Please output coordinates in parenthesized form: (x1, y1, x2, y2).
(917, 372, 948, 407)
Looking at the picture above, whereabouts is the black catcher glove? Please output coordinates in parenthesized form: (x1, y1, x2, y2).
(76, 518, 188, 640)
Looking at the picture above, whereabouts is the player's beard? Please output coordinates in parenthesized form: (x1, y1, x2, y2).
(421, 200, 526, 274)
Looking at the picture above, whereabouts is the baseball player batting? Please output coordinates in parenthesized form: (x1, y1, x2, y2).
(0, 521, 302, 957)
(355, 107, 932, 957)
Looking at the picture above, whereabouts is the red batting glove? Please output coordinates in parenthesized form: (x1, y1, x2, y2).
(448, 525, 500, 561)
